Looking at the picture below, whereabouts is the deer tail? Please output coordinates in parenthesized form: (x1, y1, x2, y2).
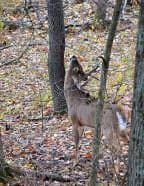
(116, 111, 127, 132)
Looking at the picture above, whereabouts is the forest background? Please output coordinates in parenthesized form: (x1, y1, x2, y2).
(0, 0, 141, 185)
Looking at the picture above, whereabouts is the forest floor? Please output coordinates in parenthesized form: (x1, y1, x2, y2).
(0, 1, 138, 185)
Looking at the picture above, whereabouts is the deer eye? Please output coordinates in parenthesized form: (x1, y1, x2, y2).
(73, 67, 80, 73)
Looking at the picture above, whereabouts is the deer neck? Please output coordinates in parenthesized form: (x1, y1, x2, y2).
(64, 75, 77, 92)
(64, 70, 81, 98)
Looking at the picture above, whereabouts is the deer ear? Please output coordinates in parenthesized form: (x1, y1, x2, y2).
(72, 67, 79, 73)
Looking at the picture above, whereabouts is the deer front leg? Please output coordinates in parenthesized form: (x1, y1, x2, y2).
(79, 127, 84, 139)
(72, 122, 80, 165)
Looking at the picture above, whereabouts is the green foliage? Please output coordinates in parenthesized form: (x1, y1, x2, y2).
(115, 73, 123, 83)
(0, 22, 4, 31)
(0, 0, 20, 16)
(0, 0, 16, 10)
(92, 15, 97, 29)
(126, 68, 133, 80)
(41, 91, 52, 106)
(121, 56, 129, 64)
(118, 84, 127, 95)
(0, 163, 12, 184)
(33, 91, 52, 110)
(0, 114, 4, 120)
(0, 174, 9, 183)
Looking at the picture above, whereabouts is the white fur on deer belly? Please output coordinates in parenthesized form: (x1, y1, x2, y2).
(116, 112, 126, 131)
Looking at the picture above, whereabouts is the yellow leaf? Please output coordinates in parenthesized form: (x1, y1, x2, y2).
(0, 22, 4, 31)
(63, 167, 69, 172)
(0, 114, 4, 119)
(23, 163, 33, 169)
(9, 15, 16, 21)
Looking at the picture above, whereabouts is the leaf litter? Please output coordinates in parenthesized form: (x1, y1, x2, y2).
(0, 0, 138, 185)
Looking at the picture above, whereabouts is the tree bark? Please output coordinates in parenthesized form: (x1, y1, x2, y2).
(128, 1, 144, 185)
(90, 0, 123, 185)
(89, 0, 107, 25)
(0, 129, 11, 183)
(47, 0, 67, 113)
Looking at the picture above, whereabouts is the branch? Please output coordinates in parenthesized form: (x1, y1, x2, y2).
(27, 115, 53, 121)
(0, 13, 34, 68)
(0, 41, 47, 51)
(9, 166, 75, 183)
(0, 41, 31, 67)
(0, 45, 13, 50)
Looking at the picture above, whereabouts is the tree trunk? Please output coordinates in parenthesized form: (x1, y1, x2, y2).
(128, 1, 144, 185)
(89, 0, 107, 25)
(0, 130, 11, 183)
(90, 0, 123, 185)
(47, 0, 67, 113)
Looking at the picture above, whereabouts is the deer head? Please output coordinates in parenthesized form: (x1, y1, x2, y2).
(69, 55, 88, 89)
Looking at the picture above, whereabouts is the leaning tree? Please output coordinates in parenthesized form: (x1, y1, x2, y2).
(90, 0, 123, 185)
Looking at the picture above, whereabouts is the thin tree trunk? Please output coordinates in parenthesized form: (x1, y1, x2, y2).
(89, 0, 107, 25)
(0, 129, 11, 183)
(47, 0, 67, 113)
(90, 0, 123, 185)
(128, 1, 144, 185)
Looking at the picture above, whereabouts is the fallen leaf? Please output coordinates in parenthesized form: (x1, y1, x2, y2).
(84, 130, 93, 139)
(84, 152, 92, 159)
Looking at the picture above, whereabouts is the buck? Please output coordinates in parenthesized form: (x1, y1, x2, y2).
(64, 55, 128, 161)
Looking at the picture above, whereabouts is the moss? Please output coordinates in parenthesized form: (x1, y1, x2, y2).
(0, 164, 13, 183)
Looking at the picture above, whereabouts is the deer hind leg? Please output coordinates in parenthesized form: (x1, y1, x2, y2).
(102, 109, 121, 153)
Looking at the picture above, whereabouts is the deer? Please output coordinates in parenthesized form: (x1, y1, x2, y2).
(64, 55, 128, 162)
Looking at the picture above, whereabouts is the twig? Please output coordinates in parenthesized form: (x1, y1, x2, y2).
(0, 42, 31, 67)
(81, 56, 102, 87)
(65, 24, 81, 29)
(113, 80, 124, 103)
(0, 41, 47, 52)
(34, 0, 43, 27)
(0, 45, 13, 50)
(27, 115, 52, 121)
(37, 85, 44, 131)
(9, 166, 75, 183)
(43, 173, 74, 182)
(0, 46, 30, 67)
(0, 12, 34, 68)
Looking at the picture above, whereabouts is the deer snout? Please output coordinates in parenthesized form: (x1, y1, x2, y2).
(70, 55, 77, 62)
(80, 72, 88, 81)
(81, 74, 88, 81)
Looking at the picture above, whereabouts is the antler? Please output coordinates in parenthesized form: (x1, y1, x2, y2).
(82, 56, 106, 87)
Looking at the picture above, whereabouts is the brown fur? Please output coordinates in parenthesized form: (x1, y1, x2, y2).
(64, 56, 128, 160)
